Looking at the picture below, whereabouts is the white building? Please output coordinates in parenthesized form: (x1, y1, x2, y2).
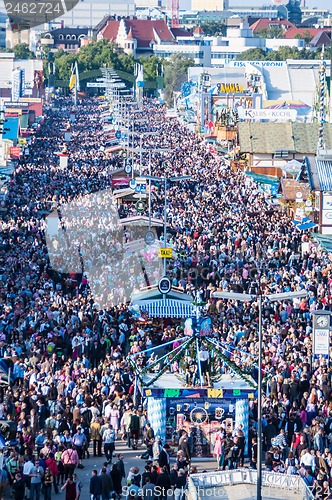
(0, 53, 43, 96)
(191, 0, 229, 11)
(153, 23, 305, 67)
(135, 0, 161, 7)
(211, 24, 265, 64)
(154, 40, 211, 66)
(54, 0, 135, 27)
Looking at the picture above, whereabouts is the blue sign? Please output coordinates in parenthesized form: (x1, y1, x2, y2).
(158, 276, 171, 294)
(135, 184, 147, 193)
(115, 131, 121, 139)
(129, 179, 137, 190)
(199, 317, 212, 337)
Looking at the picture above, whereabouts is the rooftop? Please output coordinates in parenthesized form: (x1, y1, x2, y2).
(238, 123, 332, 154)
(101, 19, 174, 47)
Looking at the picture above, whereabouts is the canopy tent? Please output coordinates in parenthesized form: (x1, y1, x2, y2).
(244, 171, 279, 187)
(311, 233, 332, 252)
(139, 298, 195, 319)
(2, 117, 19, 142)
(292, 217, 317, 231)
(280, 159, 303, 177)
(120, 215, 163, 227)
(132, 285, 194, 319)
(244, 171, 279, 196)
(0, 358, 14, 386)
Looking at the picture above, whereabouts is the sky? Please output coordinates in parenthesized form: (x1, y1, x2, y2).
(228, 0, 330, 9)
(179, 0, 330, 12)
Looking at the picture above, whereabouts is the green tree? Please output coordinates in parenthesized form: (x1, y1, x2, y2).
(267, 27, 285, 39)
(302, 29, 313, 44)
(53, 51, 77, 80)
(255, 27, 284, 39)
(11, 43, 35, 59)
(163, 54, 194, 106)
(196, 22, 226, 37)
(236, 48, 266, 61)
(255, 29, 268, 39)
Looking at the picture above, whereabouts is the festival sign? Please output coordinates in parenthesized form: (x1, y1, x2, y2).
(9, 146, 21, 158)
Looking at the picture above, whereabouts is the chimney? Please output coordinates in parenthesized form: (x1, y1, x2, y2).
(61, 20, 64, 28)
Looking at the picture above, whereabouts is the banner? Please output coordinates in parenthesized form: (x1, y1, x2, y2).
(313, 329, 329, 356)
(9, 146, 21, 158)
(238, 108, 297, 121)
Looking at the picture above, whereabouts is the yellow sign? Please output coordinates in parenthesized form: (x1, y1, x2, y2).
(158, 248, 172, 258)
(19, 98, 43, 103)
(219, 83, 244, 94)
(18, 138, 27, 145)
(207, 388, 223, 398)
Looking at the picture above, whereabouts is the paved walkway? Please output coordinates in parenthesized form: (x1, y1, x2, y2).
(73, 439, 217, 500)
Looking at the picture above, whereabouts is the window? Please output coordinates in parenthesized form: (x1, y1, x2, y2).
(58, 34, 64, 40)
(72, 35, 76, 40)
(66, 34, 71, 39)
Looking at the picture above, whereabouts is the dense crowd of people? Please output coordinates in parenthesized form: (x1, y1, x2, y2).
(0, 92, 330, 500)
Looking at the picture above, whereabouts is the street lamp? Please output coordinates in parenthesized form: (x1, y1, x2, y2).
(141, 174, 191, 301)
(212, 289, 308, 500)
(126, 146, 172, 229)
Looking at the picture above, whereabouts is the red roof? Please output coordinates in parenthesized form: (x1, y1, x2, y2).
(101, 20, 119, 41)
(193, 25, 205, 35)
(250, 18, 295, 33)
(102, 19, 174, 48)
(283, 27, 329, 39)
(127, 27, 134, 39)
(170, 27, 192, 38)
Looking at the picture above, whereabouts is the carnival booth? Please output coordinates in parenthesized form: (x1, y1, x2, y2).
(139, 373, 254, 458)
(129, 292, 256, 457)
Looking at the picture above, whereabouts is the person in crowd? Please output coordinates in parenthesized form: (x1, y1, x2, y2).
(12, 472, 25, 500)
(90, 469, 102, 500)
(159, 443, 171, 473)
(61, 475, 77, 500)
(43, 467, 54, 500)
(155, 466, 171, 500)
(102, 423, 116, 464)
(29, 458, 44, 500)
(90, 418, 102, 458)
(1, 94, 332, 496)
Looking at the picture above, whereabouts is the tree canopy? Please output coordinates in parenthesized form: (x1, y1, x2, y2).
(0, 43, 35, 59)
(163, 54, 195, 106)
(195, 22, 226, 37)
(237, 45, 321, 61)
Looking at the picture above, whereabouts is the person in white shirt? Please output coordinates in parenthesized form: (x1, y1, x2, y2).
(104, 401, 113, 419)
(300, 449, 316, 468)
(102, 424, 116, 463)
(23, 456, 34, 494)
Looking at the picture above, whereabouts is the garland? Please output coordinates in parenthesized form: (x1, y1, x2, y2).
(144, 340, 191, 387)
(216, 349, 257, 389)
(206, 338, 257, 388)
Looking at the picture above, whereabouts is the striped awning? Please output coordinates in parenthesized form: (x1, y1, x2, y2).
(139, 299, 195, 319)
(316, 157, 332, 191)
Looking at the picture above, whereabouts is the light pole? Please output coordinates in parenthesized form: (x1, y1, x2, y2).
(212, 289, 308, 500)
(142, 174, 191, 300)
(126, 146, 172, 230)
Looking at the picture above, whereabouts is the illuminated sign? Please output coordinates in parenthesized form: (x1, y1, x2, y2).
(217, 83, 245, 94)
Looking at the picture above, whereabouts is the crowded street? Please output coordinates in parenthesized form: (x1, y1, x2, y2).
(0, 93, 330, 500)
